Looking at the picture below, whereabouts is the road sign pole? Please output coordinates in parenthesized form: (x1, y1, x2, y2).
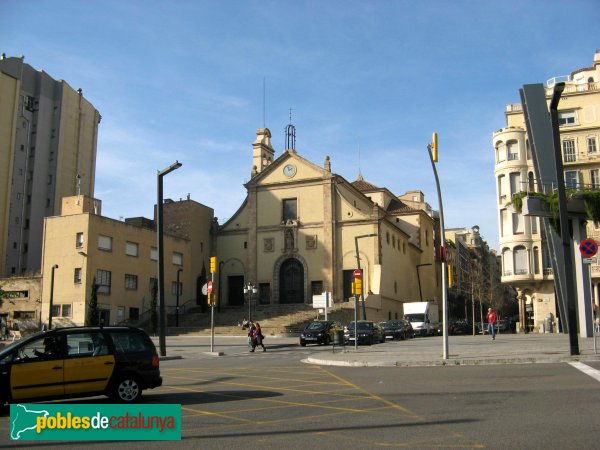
(209, 276, 215, 352)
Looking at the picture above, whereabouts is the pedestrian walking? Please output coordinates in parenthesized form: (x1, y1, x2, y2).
(486, 308, 497, 340)
(251, 322, 266, 352)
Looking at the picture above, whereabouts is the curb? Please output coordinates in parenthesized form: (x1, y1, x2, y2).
(303, 354, 600, 368)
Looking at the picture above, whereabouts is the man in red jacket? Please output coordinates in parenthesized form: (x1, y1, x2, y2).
(486, 308, 497, 340)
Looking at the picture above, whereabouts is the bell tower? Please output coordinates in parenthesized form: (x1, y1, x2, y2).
(252, 128, 274, 177)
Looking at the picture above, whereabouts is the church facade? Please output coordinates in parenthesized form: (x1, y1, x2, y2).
(216, 128, 440, 321)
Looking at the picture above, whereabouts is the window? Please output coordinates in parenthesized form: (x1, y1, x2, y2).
(61, 304, 72, 317)
(150, 247, 158, 261)
(125, 274, 138, 290)
(588, 136, 598, 154)
(509, 172, 521, 195)
(531, 217, 538, 235)
(558, 111, 576, 126)
(125, 241, 139, 257)
(311, 280, 323, 295)
(129, 308, 139, 320)
(512, 212, 524, 234)
(259, 283, 271, 305)
(514, 246, 528, 275)
(96, 269, 112, 294)
(507, 141, 518, 160)
(66, 332, 108, 356)
(74, 268, 82, 284)
(76, 232, 84, 248)
(171, 281, 182, 296)
(591, 169, 600, 189)
(496, 142, 506, 163)
(562, 139, 576, 162)
(282, 198, 297, 221)
(13, 311, 35, 319)
(498, 175, 506, 201)
(172, 252, 183, 266)
(50, 305, 61, 317)
(533, 247, 540, 274)
(98, 235, 112, 251)
(565, 171, 580, 189)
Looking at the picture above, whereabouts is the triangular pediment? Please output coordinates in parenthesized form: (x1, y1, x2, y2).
(245, 150, 331, 187)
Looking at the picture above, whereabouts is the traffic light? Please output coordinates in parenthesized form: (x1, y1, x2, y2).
(447, 264, 453, 287)
(431, 132, 438, 162)
(210, 256, 216, 273)
(353, 278, 362, 295)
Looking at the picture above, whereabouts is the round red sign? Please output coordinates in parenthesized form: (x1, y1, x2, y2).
(580, 239, 598, 258)
(353, 269, 362, 278)
(207, 281, 213, 294)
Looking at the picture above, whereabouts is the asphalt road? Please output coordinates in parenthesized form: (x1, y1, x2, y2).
(1, 339, 599, 449)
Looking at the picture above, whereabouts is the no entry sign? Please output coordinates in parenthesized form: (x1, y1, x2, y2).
(353, 269, 362, 278)
(579, 239, 598, 258)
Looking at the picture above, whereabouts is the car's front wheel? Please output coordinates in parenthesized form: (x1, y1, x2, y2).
(111, 375, 142, 403)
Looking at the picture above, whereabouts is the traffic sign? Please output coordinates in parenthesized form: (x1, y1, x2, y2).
(353, 269, 362, 278)
(207, 281, 213, 294)
(579, 239, 598, 258)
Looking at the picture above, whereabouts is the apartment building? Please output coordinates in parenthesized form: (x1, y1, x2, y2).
(40, 195, 213, 327)
(493, 51, 600, 332)
(0, 55, 100, 277)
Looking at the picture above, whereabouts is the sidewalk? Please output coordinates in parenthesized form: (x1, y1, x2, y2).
(153, 333, 600, 367)
(304, 333, 600, 367)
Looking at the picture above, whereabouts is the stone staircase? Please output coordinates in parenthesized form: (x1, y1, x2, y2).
(164, 303, 356, 336)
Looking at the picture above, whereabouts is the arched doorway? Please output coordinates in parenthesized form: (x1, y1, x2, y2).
(279, 258, 304, 303)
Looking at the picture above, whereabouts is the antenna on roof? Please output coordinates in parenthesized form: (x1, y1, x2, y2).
(263, 76, 266, 128)
(357, 138, 362, 180)
(284, 108, 296, 151)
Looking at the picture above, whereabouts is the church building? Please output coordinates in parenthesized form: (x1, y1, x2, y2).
(216, 126, 440, 321)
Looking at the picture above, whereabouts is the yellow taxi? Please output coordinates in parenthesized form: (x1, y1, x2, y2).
(0, 326, 162, 406)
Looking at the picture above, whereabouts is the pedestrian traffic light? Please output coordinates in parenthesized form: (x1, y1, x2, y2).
(210, 256, 216, 273)
(431, 132, 438, 162)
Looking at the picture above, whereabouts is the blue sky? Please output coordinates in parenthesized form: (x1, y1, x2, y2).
(2, 0, 600, 251)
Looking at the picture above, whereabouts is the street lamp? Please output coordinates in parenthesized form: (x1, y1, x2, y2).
(244, 282, 257, 321)
(157, 160, 182, 357)
(427, 133, 449, 360)
(175, 268, 182, 327)
(48, 264, 59, 330)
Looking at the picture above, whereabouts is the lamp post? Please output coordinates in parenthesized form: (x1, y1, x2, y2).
(48, 264, 59, 330)
(175, 268, 182, 327)
(427, 133, 449, 360)
(244, 282, 257, 321)
(157, 160, 182, 357)
(416, 263, 433, 302)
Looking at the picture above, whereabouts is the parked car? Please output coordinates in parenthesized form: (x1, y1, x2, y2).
(299, 320, 343, 346)
(345, 321, 385, 345)
(449, 321, 472, 335)
(0, 326, 162, 407)
(383, 319, 414, 340)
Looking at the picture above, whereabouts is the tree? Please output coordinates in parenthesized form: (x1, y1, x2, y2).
(85, 277, 99, 326)
(150, 278, 158, 335)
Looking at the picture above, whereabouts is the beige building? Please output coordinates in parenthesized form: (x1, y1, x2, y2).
(0, 55, 100, 277)
(493, 51, 600, 332)
(40, 195, 213, 327)
(0, 275, 42, 332)
(216, 128, 439, 321)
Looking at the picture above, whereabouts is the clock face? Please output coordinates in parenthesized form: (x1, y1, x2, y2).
(283, 164, 297, 178)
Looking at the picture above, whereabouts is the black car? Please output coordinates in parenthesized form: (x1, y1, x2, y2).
(0, 326, 162, 406)
(300, 320, 343, 346)
(345, 321, 385, 345)
(383, 319, 414, 340)
(449, 321, 472, 335)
